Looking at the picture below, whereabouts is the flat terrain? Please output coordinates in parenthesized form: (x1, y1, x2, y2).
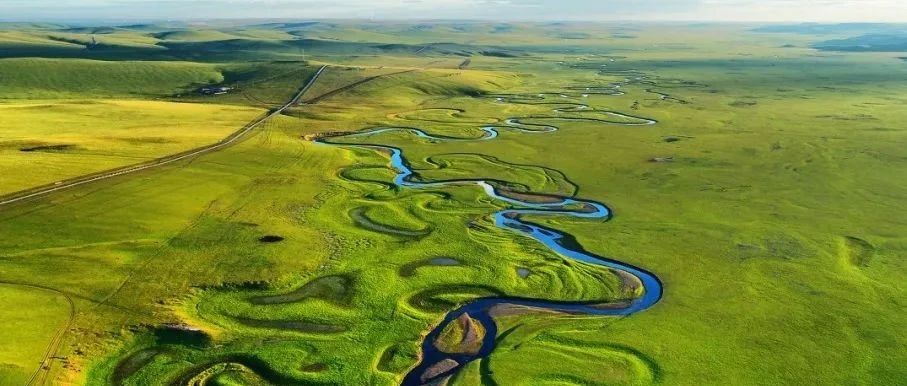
(0, 284, 72, 385)
(0, 21, 904, 386)
(0, 100, 262, 194)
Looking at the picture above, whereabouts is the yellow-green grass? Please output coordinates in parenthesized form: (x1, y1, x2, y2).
(0, 72, 633, 385)
(281, 47, 907, 384)
(450, 312, 657, 386)
(0, 28, 163, 50)
(300, 53, 907, 384)
(0, 115, 337, 384)
(0, 58, 225, 99)
(174, 61, 316, 108)
(75, 52, 907, 385)
(0, 22, 842, 66)
(0, 100, 263, 195)
(0, 22, 906, 386)
(89, 134, 628, 384)
(0, 58, 318, 105)
(0, 284, 72, 386)
(300, 65, 415, 103)
(47, 31, 163, 49)
(0, 107, 629, 385)
(151, 29, 243, 42)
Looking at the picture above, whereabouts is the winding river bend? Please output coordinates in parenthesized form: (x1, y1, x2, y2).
(317, 101, 663, 385)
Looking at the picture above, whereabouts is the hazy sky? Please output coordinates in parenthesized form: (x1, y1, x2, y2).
(2, 0, 906, 23)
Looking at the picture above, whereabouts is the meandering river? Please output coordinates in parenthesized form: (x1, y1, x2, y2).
(318, 105, 663, 385)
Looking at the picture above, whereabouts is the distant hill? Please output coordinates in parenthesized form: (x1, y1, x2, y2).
(813, 34, 907, 52)
(0, 58, 224, 98)
(151, 29, 242, 42)
(752, 23, 907, 35)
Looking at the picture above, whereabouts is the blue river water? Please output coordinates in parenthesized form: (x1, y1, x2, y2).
(317, 111, 662, 385)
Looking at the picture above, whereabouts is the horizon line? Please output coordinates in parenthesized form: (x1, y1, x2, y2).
(2, 17, 907, 26)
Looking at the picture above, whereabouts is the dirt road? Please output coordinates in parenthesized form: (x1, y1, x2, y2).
(0, 65, 327, 209)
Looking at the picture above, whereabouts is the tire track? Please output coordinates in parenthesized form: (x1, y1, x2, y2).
(303, 69, 416, 104)
(0, 282, 75, 386)
(0, 65, 327, 209)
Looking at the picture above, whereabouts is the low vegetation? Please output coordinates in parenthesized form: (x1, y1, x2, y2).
(0, 20, 904, 386)
(0, 100, 263, 194)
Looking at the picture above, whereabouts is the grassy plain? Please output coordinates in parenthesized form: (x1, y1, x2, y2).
(274, 55, 907, 385)
(0, 100, 263, 194)
(0, 21, 904, 386)
(0, 284, 72, 386)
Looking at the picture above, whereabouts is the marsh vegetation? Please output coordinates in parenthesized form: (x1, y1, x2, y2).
(0, 21, 904, 386)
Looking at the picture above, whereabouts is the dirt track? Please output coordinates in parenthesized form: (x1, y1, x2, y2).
(0, 282, 75, 386)
(303, 69, 415, 104)
(0, 65, 327, 209)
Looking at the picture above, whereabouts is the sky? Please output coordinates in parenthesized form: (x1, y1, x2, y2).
(1, 0, 906, 23)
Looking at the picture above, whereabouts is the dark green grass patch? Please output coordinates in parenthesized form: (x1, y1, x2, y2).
(0, 21, 905, 386)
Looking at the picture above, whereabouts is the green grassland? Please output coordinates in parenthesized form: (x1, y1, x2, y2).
(0, 100, 263, 195)
(0, 21, 905, 386)
(0, 58, 315, 102)
(0, 58, 223, 99)
(0, 58, 319, 195)
(0, 284, 72, 386)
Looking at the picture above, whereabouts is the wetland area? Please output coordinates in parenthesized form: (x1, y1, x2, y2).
(0, 18, 904, 386)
